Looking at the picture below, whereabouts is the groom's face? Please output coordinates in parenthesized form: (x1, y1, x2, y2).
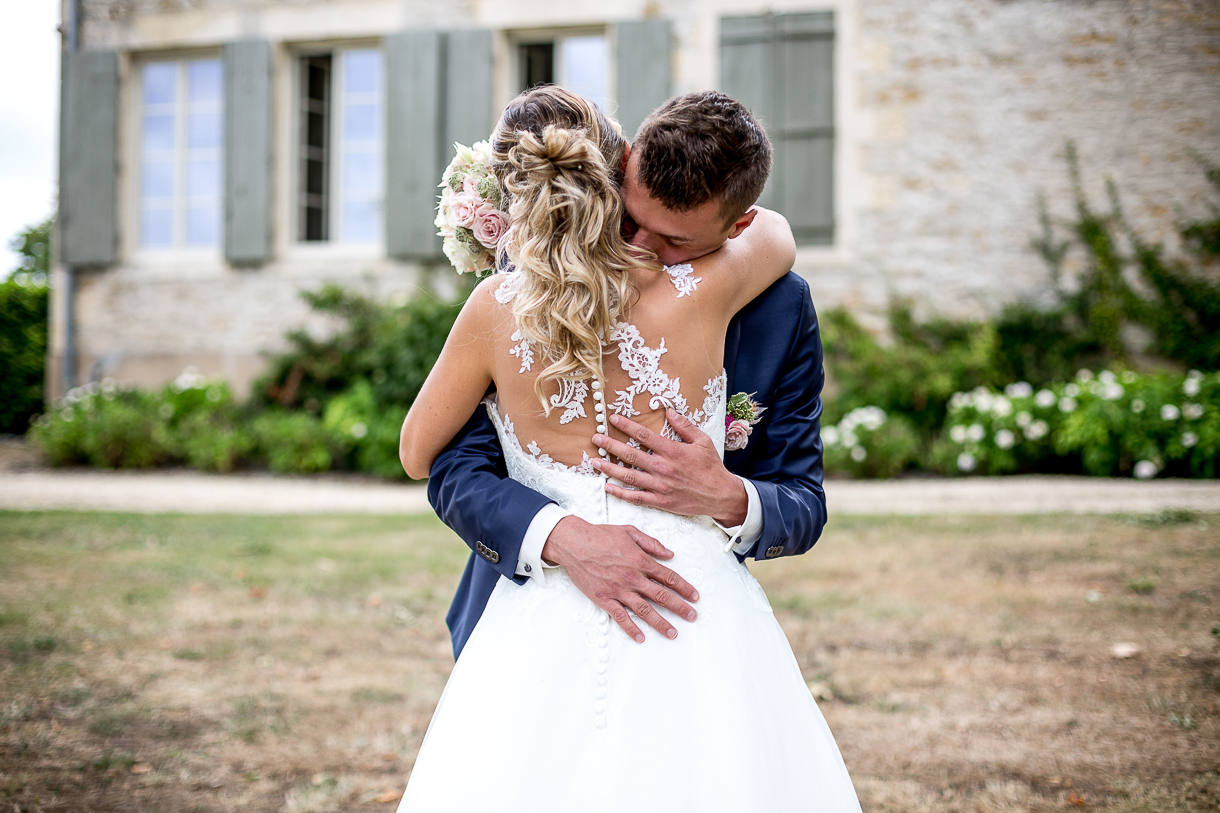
(622, 151, 743, 267)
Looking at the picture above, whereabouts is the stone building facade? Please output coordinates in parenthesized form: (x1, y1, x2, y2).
(50, 0, 1220, 400)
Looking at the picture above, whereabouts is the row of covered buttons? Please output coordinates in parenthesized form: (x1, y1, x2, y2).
(592, 377, 608, 457)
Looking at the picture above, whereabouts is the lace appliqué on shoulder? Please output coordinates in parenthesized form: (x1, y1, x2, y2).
(493, 273, 522, 304)
(508, 330, 534, 373)
(665, 263, 701, 298)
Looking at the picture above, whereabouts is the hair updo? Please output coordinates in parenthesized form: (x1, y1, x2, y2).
(491, 86, 654, 414)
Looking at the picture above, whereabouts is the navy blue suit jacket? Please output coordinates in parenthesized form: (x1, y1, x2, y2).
(428, 272, 828, 657)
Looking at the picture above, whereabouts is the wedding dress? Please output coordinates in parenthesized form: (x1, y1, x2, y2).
(397, 270, 861, 811)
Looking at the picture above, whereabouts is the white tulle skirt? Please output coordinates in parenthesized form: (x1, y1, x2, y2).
(396, 450, 861, 812)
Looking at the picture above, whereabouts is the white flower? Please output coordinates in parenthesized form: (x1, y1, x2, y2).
(206, 386, 223, 403)
(1131, 398, 1145, 414)
(1121, 370, 1138, 384)
(1133, 460, 1158, 480)
(1059, 397, 1078, 413)
(992, 397, 1013, 417)
(1182, 432, 1198, 448)
(1025, 420, 1049, 441)
(1187, 369, 1204, 380)
(822, 426, 840, 447)
(841, 431, 859, 448)
(1099, 370, 1117, 385)
(443, 235, 480, 275)
(1064, 383, 1081, 398)
(1076, 369, 1094, 383)
(1101, 383, 1124, 401)
(957, 452, 977, 472)
(1183, 403, 1204, 420)
(950, 425, 968, 444)
(949, 391, 972, 411)
(850, 445, 867, 462)
(1005, 382, 1034, 399)
(974, 392, 995, 413)
(1160, 404, 1180, 421)
(1183, 377, 1201, 397)
(1015, 411, 1033, 428)
(1035, 389, 1057, 409)
(967, 423, 985, 442)
(1086, 590, 1103, 603)
(995, 429, 1016, 450)
(350, 421, 368, 440)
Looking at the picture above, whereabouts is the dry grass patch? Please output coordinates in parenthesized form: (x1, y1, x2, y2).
(0, 509, 1216, 811)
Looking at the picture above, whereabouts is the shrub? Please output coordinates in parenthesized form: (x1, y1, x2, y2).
(248, 411, 337, 474)
(822, 406, 921, 479)
(323, 379, 408, 480)
(29, 381, 173, 469)
(936, 369, 1218, 478)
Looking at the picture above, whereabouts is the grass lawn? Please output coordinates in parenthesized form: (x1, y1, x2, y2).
(0, 509, 1217, 811)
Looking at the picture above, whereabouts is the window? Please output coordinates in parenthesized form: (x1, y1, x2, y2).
(298, 48, 384, 244)
(721, 13, 835, 246)
(138, 58, 224, 249)
(516, 32, 610, 112)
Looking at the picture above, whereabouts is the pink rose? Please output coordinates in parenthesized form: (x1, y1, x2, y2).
(472, 204, 510, 249)
(450, 191, 479, 228)
(462, 173, 480, 194)
(725, 419, 752, 451)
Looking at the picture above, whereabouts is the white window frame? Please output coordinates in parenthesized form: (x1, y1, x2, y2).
(125, 50, 225, 265)
(286, 41, 385, 256)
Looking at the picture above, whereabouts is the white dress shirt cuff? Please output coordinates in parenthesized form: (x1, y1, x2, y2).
(515, 503, 571, 584)
(714, 476, 763, 555)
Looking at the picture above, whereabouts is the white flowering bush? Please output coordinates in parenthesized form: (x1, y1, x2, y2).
(822, 406, 921, 478)
(935, 369, 1219, 478)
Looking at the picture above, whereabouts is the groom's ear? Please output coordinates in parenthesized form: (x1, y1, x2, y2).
(726, 206, 759, 240)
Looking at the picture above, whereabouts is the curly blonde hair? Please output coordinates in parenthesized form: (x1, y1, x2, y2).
(492, 87, 656, 414)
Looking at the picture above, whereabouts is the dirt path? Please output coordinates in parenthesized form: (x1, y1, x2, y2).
(1, 467, 1218, 515)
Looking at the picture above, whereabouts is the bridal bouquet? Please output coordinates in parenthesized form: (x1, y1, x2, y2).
(436, 141, 510, 276)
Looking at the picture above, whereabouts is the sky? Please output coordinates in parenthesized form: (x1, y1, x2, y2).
(0, 1, 60, 274)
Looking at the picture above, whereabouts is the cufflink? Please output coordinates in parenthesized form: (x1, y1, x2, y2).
(524, 563, 532, 573)
(765, 545, 783, 559)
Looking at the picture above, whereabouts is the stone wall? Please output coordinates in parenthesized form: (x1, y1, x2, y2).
(53, 0, 1220, 398)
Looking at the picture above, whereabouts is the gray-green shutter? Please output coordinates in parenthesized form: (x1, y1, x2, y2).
(224, 40, 273, 265)
(614, 19, 672, 139)
(386, 30, 444, 259)
(445, 29, 495, 151)
(60, 50, 118, 266)
(721, 12, 834, 245)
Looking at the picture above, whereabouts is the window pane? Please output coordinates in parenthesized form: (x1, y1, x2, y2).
(185, 206, 220, 246)
(187, 59, 223, 103)
(343, 49, 382, 95)
(187, 110, 222, 150)
(143, 62, 177, 106)
(186, 158, 221, 199)
(343, 103, 380, 142)
(141, 207, 174, 247)
(560, 36, 609, 112)
(143, 114, 176, 152)
(342, 200, 380, 243)
(342, 151, 379, 194)
(141, 160, 175, 199)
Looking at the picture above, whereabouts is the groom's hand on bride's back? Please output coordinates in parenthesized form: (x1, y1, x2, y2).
(541, 516, 700, 643)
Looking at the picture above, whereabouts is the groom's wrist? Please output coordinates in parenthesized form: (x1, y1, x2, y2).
(710, 475, 749, 527)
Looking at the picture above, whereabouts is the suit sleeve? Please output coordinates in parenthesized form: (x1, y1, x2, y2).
(427, 404, 557, 584)
(730, 286, 828, 561)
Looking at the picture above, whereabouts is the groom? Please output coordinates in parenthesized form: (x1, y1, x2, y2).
(430, 91, 828, 656)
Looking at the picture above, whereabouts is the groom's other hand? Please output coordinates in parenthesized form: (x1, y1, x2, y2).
(542, 516, 699, 643)
(591, 410, 748, 527)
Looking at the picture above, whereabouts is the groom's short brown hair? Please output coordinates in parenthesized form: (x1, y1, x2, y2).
(632, 91, 772, 223)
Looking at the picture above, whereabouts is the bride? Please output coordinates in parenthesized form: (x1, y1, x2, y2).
(396, 86, 860, 811)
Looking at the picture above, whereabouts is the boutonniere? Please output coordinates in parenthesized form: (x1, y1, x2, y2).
(724, 392, 766, 451)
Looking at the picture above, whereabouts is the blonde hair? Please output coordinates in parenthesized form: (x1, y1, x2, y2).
(492, 87, 655, 413)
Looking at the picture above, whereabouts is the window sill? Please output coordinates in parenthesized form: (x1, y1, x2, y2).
(281, 242, 385, 262)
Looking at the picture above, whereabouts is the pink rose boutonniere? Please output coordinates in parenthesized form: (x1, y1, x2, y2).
(724, 392, 766, 452)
